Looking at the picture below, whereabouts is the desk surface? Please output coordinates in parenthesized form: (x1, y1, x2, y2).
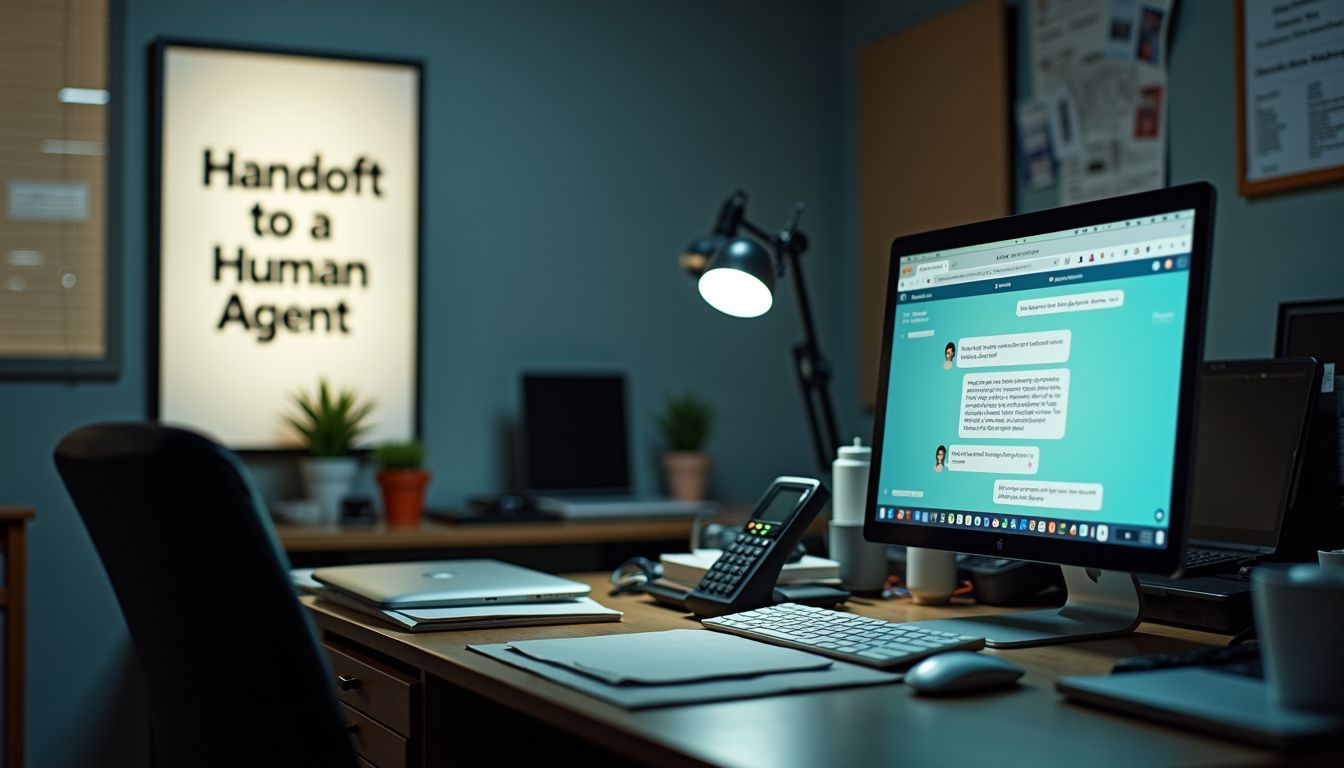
(305, 572, 1294, 768)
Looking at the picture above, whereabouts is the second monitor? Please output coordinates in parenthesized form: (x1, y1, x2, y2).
(864, 182, 1216, 647)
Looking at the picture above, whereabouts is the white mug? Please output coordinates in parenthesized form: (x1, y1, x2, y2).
(906, 547, 957, 605)
(1252, 564, 1344, 712)
(1318, 548, 1344, 576)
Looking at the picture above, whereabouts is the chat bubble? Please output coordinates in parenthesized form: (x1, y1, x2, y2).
(1016, 289, 1124, 317)
(956, 330, 1070, 368)
(992, 480, 1103, 511)
(947, 445, 1039, 474)
(960, 369, 1069, 440)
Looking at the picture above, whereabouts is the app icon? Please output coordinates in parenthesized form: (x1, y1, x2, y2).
(1096, 524, 1110, 542)
(974, 516, 981, 526)
(1079, 524, 1089, 537)
(1028, 520, 1036, 532)
(1164, 258, 1173, 270)
(1009, 519, 1017, 530)
(1156, 530, 1166, 546)
(992, 518, 1000, 528)
(1068, 524, 1078, 536)
(1048, 521, 1057, 534)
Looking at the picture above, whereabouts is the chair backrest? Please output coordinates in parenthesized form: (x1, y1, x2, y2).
(54, 423, 356, 768)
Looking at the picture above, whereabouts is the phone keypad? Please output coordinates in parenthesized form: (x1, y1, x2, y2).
(696, 529, 773, 598)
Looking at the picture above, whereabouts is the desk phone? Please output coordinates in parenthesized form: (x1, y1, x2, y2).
(685, 476, 830, 618)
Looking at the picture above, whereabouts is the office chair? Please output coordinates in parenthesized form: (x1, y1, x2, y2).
(54, 423, 357, 768)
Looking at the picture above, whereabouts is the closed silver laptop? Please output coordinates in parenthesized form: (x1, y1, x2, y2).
(311, 559, 590, 608)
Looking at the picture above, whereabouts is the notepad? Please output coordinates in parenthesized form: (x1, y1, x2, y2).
(506, 629, 831, 685)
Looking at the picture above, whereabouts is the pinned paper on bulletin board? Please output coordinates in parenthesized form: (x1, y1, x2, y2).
(1028, 0, 1175, 204)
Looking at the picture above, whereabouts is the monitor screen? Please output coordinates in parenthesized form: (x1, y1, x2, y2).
(865, 184, 1213, 576)
(1190, 360, 1319, 549)
(521, 373, 631, 493)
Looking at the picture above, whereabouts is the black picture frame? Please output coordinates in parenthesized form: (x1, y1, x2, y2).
(147, 38, 424, 453)
(863, 182, 1217, 577)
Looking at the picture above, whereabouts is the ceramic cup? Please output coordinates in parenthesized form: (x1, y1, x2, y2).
(1318, 548, 1344, 576)
(906, 547, 957, 605)
(1252, 564, 1344, 711)
(828, 522, 888, 592)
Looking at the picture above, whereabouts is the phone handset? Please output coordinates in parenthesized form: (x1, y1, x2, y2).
(685, 476, 830, 618)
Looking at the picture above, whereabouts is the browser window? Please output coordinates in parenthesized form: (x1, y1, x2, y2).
(874, 209, 1196, 549)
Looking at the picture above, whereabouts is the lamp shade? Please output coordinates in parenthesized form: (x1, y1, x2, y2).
(697, 237, 775, 318)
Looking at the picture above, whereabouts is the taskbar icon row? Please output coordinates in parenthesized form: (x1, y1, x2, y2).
(875, 506, 1168, 548)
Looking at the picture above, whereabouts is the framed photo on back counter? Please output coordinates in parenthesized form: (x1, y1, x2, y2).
(150, 40, 421, 450)
(1237, 0, 1344, 196)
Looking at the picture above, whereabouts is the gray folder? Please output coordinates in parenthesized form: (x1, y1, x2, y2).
(470, 629, 901, 709)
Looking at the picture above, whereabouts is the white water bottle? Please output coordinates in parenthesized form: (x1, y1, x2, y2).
(831, 437, 871, 524)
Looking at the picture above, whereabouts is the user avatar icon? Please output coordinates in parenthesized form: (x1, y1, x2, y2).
(943, 342, 956, 370)
(934, 445, 947, 473)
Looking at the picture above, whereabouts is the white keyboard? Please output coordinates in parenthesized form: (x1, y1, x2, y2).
(702, 603, 985, 668)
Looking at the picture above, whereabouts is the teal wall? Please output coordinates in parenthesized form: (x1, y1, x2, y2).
(5, 2, 847, 765)
(5, 2, 1343, 766)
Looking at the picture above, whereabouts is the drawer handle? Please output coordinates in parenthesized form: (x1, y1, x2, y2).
(337, 675, 360, 691)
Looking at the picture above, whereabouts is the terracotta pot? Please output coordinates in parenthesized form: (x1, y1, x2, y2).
(663, 451, 710, 501)
(377, 469, 431, 527)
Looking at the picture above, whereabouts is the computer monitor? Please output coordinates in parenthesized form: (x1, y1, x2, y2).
(520, 373, 631, 495)
(1276, 298, 1344, 499)
(864, 182, 1215, 647)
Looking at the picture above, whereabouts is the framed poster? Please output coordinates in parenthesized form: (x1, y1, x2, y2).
(150, 40, 421, 450)
(1237, 0, 1344, 196)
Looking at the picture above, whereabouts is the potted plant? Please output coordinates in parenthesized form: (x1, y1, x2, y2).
(655, 391, 716, 501)
(284, 379, 375, 524)
(374, 440, 430, 527)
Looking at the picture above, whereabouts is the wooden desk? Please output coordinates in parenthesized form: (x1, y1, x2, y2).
(0, 507, 32, 768)
(305, 572, 1294, 768)
(277, 518, 701, 554)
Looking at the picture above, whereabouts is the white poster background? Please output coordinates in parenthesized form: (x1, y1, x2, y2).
(159, 46, 418, 449)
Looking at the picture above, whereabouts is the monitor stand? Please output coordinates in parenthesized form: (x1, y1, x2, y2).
(909, 566, 1143, 648)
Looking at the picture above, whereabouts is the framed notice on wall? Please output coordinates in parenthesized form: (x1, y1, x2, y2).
(1237, 0, 1344, 196)
(151, 41, 421, 450)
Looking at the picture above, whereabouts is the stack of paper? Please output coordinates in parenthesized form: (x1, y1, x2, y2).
(291, 567, 622, 633)
(660, 550, 840, 586)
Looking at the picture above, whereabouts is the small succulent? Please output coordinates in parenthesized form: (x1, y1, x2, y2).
(374, 440, 424, 470)
(284, 378, 375, 457)
(655, 391, 716, 452)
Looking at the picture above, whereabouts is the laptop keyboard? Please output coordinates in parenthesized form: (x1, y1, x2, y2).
(1183, 547, 1249, 573)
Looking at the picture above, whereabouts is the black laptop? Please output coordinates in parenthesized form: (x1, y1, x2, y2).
(1141, 358, 1321, 632)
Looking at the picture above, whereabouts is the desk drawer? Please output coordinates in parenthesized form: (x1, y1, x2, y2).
(325, 641, 419, 736)
(342, 703, 408, 768)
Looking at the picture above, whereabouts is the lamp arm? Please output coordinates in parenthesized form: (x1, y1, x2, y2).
(782, 246, 842, 473)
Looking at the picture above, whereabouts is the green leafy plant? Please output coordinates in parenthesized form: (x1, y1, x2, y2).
(655, 391, 716, 452)
(374, 440, 424, 470)
(285, 378, 375, 457)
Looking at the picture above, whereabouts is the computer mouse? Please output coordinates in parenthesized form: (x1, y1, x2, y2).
(904, 651, 1025, 695)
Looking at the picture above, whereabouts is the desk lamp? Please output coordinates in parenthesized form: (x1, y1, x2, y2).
(680, 190, 840, 472)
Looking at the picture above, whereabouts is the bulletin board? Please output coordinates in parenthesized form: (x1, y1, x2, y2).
(1237, 0, 1344, 196)
(149, 41, 422, 450)
(857, 0, 1011, 407)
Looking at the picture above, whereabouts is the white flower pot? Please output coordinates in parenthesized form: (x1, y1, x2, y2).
(299, 457, 360, 524)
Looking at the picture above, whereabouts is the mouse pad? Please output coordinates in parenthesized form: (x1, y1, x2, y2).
(504, 629, 832, 685)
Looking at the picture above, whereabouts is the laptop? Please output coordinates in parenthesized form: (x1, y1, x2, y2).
(1140, 358, 1321, 631)
(521, 373, 703, 519)
(311, 559, 591, 609)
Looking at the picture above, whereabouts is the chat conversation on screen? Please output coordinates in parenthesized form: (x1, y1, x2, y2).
(956, 330, 1070, 368)
(947, 445, 1039, 474)
(1016, 289, 1124, 318)
(959, 369, 1069, 440)
(993, 479, 1103, 511)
